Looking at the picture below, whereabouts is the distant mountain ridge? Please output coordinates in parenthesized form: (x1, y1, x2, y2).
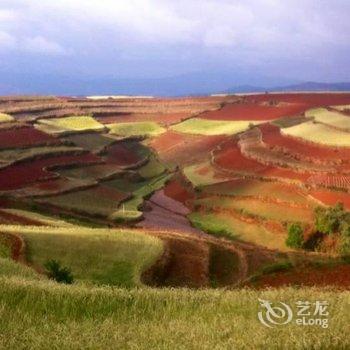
(226, 82, 350, 94)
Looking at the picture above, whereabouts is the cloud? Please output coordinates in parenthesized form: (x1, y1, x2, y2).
(0, 0, 349, 81)
(0, 31, 16, 49)
(21, 36, 69, 55)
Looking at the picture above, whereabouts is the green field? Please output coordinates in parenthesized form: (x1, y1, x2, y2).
(138, 155, 166, 179)
(63, 132, 118, 152)
(170, 118, 263, 135)
(36, 185, 129, 219)
(58, 164, 121, 181)
(306, 108, 350, 130)
(189, 212, 288, 250)
(1, 225, 163, 286)
(281, 121, 350, 147)
(36, 116, 106, 134)
(108, 121, 165, 137)
(0, 113, 14, 123)
(108, 173, 172, 221)
(183, 161, 230, 187)
(0, 209, 74, 227)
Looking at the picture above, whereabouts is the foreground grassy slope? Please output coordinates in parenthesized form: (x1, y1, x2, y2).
(1, 226, 163, 286)
(0, 265, 349, 350)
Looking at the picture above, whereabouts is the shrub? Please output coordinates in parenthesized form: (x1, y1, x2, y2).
(44, 259, 74, 284)
(286, 223, 304, 249)
(314, 203, 346, 235)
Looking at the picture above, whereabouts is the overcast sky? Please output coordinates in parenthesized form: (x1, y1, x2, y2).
(0, 0, 349, 93)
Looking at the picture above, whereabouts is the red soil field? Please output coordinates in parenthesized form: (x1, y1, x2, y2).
(245, 93, 350, 107)
(250, 264, 350, 289)
(163, 178, 194, 205)
(0, 153, 100, 191)
(96, 112, 191, 126)
(200, 102, 308, 121)
(260, 123, 350, 162)
(307, 174, 350, 190)
(309, 189, 350, 210)
(151, 131, 227, 165)
(0, 125, 61, 149)
(213, 139, 311, 181)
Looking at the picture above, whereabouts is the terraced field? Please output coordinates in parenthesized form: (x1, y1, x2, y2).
(2, 93, 350, 349)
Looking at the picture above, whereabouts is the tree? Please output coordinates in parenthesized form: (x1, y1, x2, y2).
(286, 223, 304, 249)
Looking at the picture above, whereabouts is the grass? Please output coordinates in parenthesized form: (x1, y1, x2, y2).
(0, 258, 42, 279)
(108, 121, 165, 137)
(0, 145, 82, 163)
(0, 237, 11, 258)
(0, 113, 14, 123)
(306, 108, 350, 130)
(170, 118, 264, 135)
(189, 212, 288, 250)
(282, 121, 350, 147)
(195, 197, 313, 223)
(1, 225, 163, 286)
(36, 116, 105, 134)
(0, 273, 349, 349)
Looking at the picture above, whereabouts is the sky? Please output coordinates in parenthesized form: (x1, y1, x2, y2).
(0, 0, 349, 95)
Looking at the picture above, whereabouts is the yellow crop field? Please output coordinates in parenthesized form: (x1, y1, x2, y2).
(36, 116, 105, 134)
(170, 118, 264, 135)
(281, 120, 350, 147)
(305, 108, 350, 129)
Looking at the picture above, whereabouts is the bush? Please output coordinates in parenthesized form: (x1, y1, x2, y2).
(286, 223, 304, 249)
(314, 203, 346, 235)
(44, 259, 74, 284)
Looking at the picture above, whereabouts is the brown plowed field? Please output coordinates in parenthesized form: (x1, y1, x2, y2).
(151, 131, 227, 165)
(201, 102, 308, 121)
(245, 93, 350, 107)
